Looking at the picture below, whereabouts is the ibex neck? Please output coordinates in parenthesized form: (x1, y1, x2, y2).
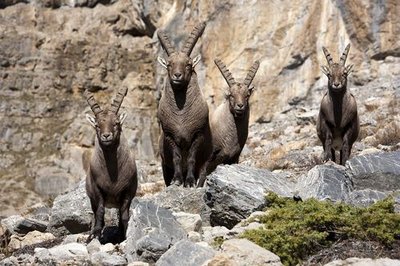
(328, 89, 346, 128)
(165, 73, 200, 110)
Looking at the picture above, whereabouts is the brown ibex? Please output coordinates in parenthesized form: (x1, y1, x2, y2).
(84, 87, 137, 242)
(198, 59, 259, 187)
(317, 44, 359, 165)
(157, 22, 211, 187)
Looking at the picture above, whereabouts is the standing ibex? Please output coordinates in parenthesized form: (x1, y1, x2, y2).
(317, 44, 359, 165)
(198, 59, 259, 187)
(84, 87, 137, 242)
(157, 22, 211, 187)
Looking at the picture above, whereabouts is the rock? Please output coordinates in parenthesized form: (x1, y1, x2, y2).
(62, 233, 88, 244)
(296, 163, 353, 201)
(128, 262, 150, 266)
(34, 242, 89, 264)
(0, 215, 24, 235)
(218, 239, 283, 266)
(172, 212, 202, 233)
(346, 189, 389, 207)
(152, 186, 211, 226)
(14, 218, 47, 235)
(205, 164, 294, 228)
(91, 251, 127, 266)
(201, 226, 230, 244)
(324, 257, 400, 266)
(87, 238, 101, 254)
(100, 243, 116, 253)
(0, 254, 34, 265)
(155, 239, 215, 266)
(346, 151, 400, 191)
(125, 200, 187, 263)
(187, 231, 202, 242)
(7, 230, 55, 252)
(48, 180, 92, 236)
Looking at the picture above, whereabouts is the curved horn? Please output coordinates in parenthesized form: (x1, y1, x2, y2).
(243, 60, 260, 87)
(110, 87, 128, 114)
(157, 30, 176, 56)
(214, 59, 236, 87)
(182, 22, 206, 56)
(340, 43, 351, 66)
(84, 90, 103, 116)
(322, 46, 333, 66)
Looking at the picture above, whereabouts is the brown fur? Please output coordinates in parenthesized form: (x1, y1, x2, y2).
(198, 59, 259, 186)
(157, 22, 211, 188)
(317, 44, 360, 165)
(84, 88, 137, 243)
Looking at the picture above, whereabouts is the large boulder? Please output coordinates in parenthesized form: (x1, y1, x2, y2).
(204, 164, 294, 229)
(296, 163, 353, 201)
(346, 151, 400, 191)
(48, 181, 92, 236)
(155, 240, 215, 266)
(125, 200, 187, 263)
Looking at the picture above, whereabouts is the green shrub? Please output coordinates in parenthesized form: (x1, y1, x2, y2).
(242, 193, 400, 266)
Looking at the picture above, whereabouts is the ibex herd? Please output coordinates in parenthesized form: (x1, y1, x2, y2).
(82, 22, 359, 241)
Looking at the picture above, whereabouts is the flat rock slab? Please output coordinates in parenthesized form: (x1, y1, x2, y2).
(346, 151, 400, 191)
(155, 239, 215, 266)
(296, 163, 353, 202)
(324, 257, 400, 266)
(346, 189, 390, 207)
(125, 200, 187, 263)
(205, 164, 294, 229)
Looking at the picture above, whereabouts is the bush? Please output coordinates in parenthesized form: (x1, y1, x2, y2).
(241, 193, 400, 266)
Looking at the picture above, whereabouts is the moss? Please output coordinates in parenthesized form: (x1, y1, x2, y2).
(211, 236, 225, 249)
(242, 193, 400, 266)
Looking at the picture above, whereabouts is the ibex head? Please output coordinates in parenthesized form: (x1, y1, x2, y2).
(157, 22, 206, 89)
(215, 59, 260, 117)
(321, 44, 354, 92)
(84, 88, 128, 147)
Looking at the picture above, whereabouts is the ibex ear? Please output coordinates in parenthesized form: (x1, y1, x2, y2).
(86, 114, 97, 128)
(119, 112, 127, 125)
(248, 86, 255, 96)
(224, 88, 231, 99)
(192, 55, 201, 68)
(321, 65, 330, 76)
(345, 64, 354, 75)
(157, 56, 168, 69)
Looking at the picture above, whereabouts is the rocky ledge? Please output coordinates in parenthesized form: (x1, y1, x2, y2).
(1, 151, 400, 265)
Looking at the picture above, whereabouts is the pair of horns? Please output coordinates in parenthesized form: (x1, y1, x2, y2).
(84, 87, 128, 116)
(322, 43, 351, 66)
(157, 22, 206, 56)
(215, 59, 260, 88)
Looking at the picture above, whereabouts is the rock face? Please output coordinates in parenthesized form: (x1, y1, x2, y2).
(205, 164, 294, 229)
(125, 200, 187, 263)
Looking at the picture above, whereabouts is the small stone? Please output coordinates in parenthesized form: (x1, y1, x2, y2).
(87, 238, 101, 254)
(8, 230, 55, 252)
(188, 231, 201, 242)
(100, 242, 115, 253)
(1, 215, 24, 235)
(173, 212, 202, 232)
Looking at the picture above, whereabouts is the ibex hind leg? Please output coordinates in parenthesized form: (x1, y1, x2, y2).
(162, 163, 174, 187)
(87, 197, 105, 243)
(118, 196, 132, 242)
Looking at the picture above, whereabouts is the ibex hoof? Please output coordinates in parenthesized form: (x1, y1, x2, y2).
(185, 176, 196, 188)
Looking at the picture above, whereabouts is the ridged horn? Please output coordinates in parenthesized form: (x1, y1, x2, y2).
(157, 30, 176, 56)
(243, 60, 260, 87)
(322, 46, 334, 66)
(340, 43, 351, 66)
(214, 59, 236, 87)
(110, 87, 128, 114)
(182, 22, 206, 56)
(84, 90, 103, 116)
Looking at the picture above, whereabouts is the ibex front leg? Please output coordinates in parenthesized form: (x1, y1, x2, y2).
(166, 135, 183, 186)
(88, 193, 105, 243)
(186, 132, 205, 187)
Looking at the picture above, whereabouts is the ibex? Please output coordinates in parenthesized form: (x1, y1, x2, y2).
(198, 59, 259, 187)
(84, 87, 138, 242)
(317, 44, 359, 165)
(157, 22, 211, 187)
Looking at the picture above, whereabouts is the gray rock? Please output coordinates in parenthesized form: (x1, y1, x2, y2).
(48, 180, 92, 236)
(346, 189, 389, 207)
(14, 218, 47, 235)
(217, 238, 283, 266)
(91, 252, 127, 266)
(155, 239, 215, 266)
(202, 226, 230, 244)
(346, 151, 400, 191)
(152, 186, 211, 226)
(0, 254, 34, 265)
(34, 243, 89, 264)
(1, 215, 24, 235)
(125, 200, 187, 263)
(172, 212, 202, 233)
(296, 163, 353, 201)
(87, 238, 101, 254)
(205, 164, 294, 229)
